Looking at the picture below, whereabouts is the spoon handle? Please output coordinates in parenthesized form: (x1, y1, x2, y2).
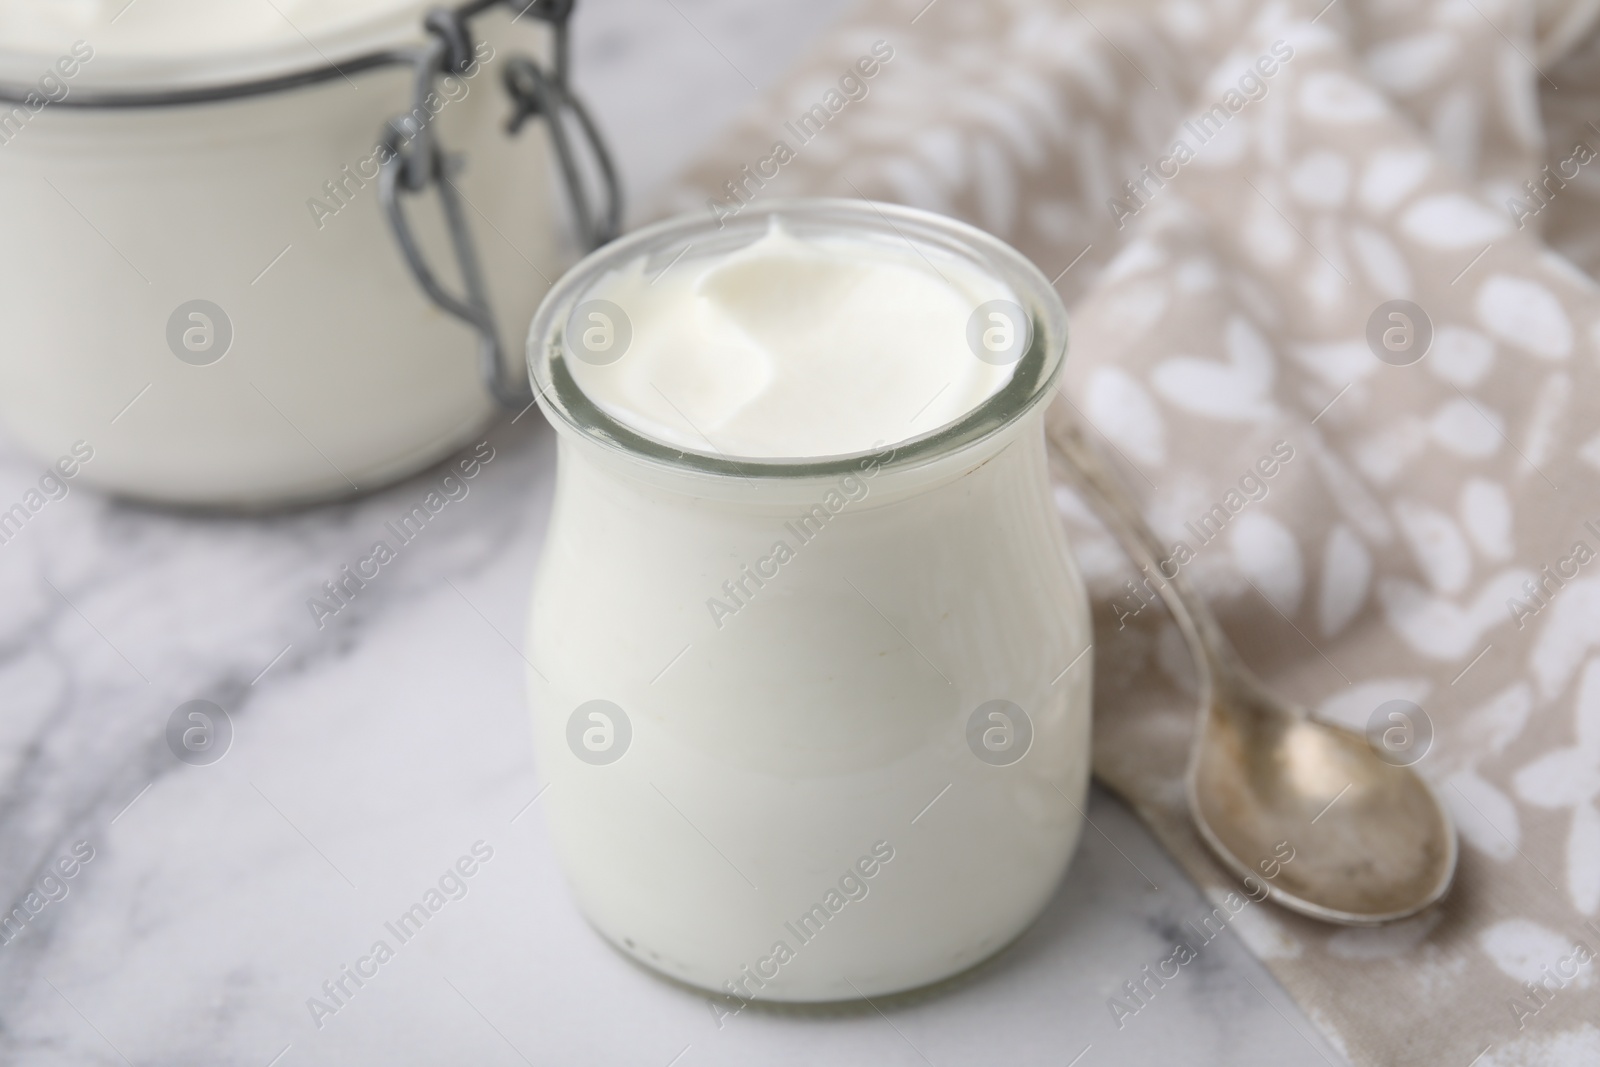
(1042, 399, 1237, 683)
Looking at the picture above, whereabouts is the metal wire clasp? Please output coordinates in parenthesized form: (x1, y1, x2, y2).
(378, 0, 621, 410)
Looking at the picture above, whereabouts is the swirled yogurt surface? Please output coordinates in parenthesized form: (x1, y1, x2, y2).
(565, 221, 1019, 459)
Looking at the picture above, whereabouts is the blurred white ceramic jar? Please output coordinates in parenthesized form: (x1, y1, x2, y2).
(0, 0, 616, 507)
(526, 200, 1093, 1001)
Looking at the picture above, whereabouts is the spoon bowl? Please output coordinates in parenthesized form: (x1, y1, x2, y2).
(1190, 664, 1457, 923)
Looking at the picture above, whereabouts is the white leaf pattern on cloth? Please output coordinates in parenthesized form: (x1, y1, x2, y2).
(1514, 658, 1600, 913)
(1394, 498, 1474, 595)
(1314, 676, 1431, 732)
(1458, 478, 1515, 560)
(1426, 326, 1496, 387)
(1579, 431, 1600, 472)
(1449, 767, 1523, 859)
(1377, 569, 1533, 659)
(1532, 579, 1600, 700)
(1475, 274, 1575, 360)
(1302, 430, 1396, 544)
(1429, 397, 1505, 458)
(1479, 918, 1595, 986)
(1297, 70, 1388, 123)
(1399, 193, 1513, 248)
(1151, 315, 1276, 421)
(1460, 682, 1534, 758)
(1358, 147, 1432, 213)
(1231, 511, 1305, 616)
(1086, 367, 1166, 466)
(1521, 372, 1572, 475)
(1290, 339, 1381, 386)
(1318, 524, 1373, 636)
(1364, 32, 1459, 96)
(1348, 225, 1414, 298)
(1481, 1025, 1600, 1067)
(1288, 149, 1352, 207)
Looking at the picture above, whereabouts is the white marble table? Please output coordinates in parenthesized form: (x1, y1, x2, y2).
(0, 2, 1349, 1063)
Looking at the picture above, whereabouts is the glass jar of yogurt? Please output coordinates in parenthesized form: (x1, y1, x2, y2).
(526, 199, 1091, 1001)
(0, 0, 615, 507)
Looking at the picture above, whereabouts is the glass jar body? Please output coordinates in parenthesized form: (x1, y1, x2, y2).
(527, 413, 1093, 1001)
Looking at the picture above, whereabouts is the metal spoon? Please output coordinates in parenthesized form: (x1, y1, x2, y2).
(1044, 404, 1458, 925)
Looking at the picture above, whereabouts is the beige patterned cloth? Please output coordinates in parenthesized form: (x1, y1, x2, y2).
(653, 0, 1600, 1063)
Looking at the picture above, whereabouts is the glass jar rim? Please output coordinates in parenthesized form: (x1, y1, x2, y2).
(526, 198, 1070, 482)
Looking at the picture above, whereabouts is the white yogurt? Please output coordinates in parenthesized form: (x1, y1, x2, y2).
(527, 201, 1092, 1001)
(566, 222, 1016, 458)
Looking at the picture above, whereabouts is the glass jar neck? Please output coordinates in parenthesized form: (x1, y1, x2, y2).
(554, 396, 1054, 511)
(528, 198, 1070, 495)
